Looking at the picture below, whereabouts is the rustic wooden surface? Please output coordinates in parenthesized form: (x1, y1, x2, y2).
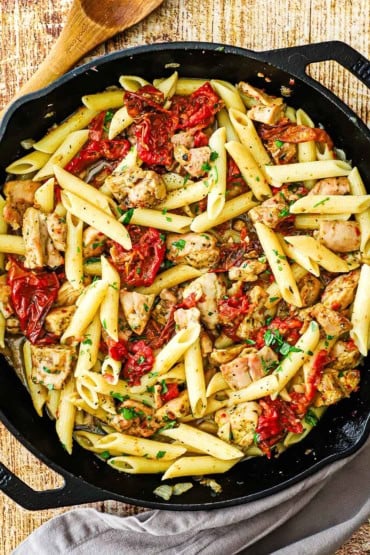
(0, 0, 369, 553)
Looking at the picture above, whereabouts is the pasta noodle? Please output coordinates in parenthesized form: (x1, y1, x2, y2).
(265, 160, 352, 187)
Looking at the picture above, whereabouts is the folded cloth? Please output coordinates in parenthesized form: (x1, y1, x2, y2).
(14, 439, 370, 555)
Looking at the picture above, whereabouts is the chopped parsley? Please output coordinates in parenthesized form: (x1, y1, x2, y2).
(137, 355, 146, 364)
(161, 380, 168, 394)
(172, 239, 186, 250)
(82, 337, 93, 345)
(210, 151, 219, 162)
(275, 139, 284, 148)
(313, 196, 330, 208)
(201, 161, 211, 172)
(156, 450, 166, 459)
(120, 407, 142, 420)
(244, 338, 256, 345)
(183, 174, 191, 186)
(110, 392, 129, 402)
(100, 450, 111, 460)
(143, 303, 149, 312)
(121, 207, 134, 224)
(162, 208, 168, 215)
(264, 328, 302, 357)
(304, 409, 319, 427)
(278, 206, 290, 218)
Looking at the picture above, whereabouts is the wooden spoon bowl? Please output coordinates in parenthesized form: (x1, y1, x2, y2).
(3, 0, 163, 109)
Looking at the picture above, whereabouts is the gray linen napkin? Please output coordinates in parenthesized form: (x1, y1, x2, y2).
(14, 439, 369, 555)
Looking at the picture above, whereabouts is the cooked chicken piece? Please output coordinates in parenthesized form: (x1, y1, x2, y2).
(215, 401, 261, 448)
(330, 340, 361, 371)
(310, 303, 352, 336)
(110, 400, 159, 438)
(174, 307, 200, 329)
(228, 259, 267, 282)
(46, 211, 67, 251)
(210, 344, 245, 365)
(248, 193, 289, 229)
(166, 232, 219, 269)
(314, 369, 344, 406)
(155, 390, 190, 420)
(200, 331, 213, 356)
(266, 139, 297, 165)
(3, 180, 40, 230)
(317, 220, 361, 253)
(173, 145, 211, 178)
(247, 345, 279, 381)
(220, 352, 253, 390)
(45, 306, 76, 337)
(247, 104, 285, 125)
(237, 286, 268, 339)
(337, 368, 360, 396)
(298, 274, 322, 307)
(237, 82, 284, 107)
(82, 226, 107, 259)
(30, 344, 76, 390)
(308, 177, 350, 196)
(120, 291, 155, 335)
(104, 167, 166, 208)
(151, 288, 178, 327)
(171, 130, 196, 148)
(22, 207, 63, 269)
(0, 275, 13, 318)
(315, 367, 360, 407)
(55, 281, 83, 306)
(321, 270, 360, 311)
(182, 272, 226, 329)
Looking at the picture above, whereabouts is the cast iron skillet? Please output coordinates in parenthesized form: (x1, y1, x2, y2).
(0, 41, 369, 511)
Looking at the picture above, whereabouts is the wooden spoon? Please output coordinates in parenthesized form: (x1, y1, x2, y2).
(3, 0, 163, 107)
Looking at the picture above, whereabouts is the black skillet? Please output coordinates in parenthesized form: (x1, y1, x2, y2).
(0, 41, 369, 510)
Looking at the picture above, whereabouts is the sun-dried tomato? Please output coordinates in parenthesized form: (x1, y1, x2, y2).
(132, 111, 177, 167)
(170, 82, 223, 130)
(161, 383, 180, 404)
(259, 119, 334, 149)
(256, 397, 303, 457)
(122, 340, 155, 386)
(111, 225, 166, 287)
(7, 260, 59, 345)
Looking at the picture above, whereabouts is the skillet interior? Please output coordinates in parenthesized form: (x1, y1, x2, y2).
(0, 43, 369, 509)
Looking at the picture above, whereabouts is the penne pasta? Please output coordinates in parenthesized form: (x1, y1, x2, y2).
(350, 263, 370, 356)
(206, 372, 229, 397)
(156, 179, 210, 211)
(290, 195, 370, 215)
(265, 160, 352, 187)
(216, 108, 239, 142)
(211, 79, 246, 112)
(277, 233, 320, 277)
(34, 177, 55, 213)
(119, 75, 149, 91)
(33, 130, 89, 180)
(254, 222, 302, 307)
(100, 256, 120, 342)
(228, 108, 271, 173)
(174, 77, 207, 95)
(61, 280, 109, 344)
(184, 339, 207, 418)
(109, 456, 172, 474)
(284, 235, 350, 273)
(128, 207, 192, 233)
(348, 167, 370, 259)
(108, 106, 134, 140)
(294, 213, 351, 230)
(65, 212, 84, 290)
(207, 127, 227, 220)
(296, 108, 317, 188)
(191, 192, 257, 233)
(225, 141, 272, 199)
(74, 314, 102, 377)
(23, 340, 48, 417)
(162, 455, 240, 480)
(62, 191, 132, 250)
(0, 235, 26, 255)
(82, 89, 125, 111)
(33, 107, 98, 153)
(155, 71, 178, 99)
(160, 423, 243, 460)
(55, 376, 76, 454)
(136, 264, 203, 296)
(6, 150, 50, 175)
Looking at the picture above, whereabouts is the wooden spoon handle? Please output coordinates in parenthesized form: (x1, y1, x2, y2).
(2, 0, 121, 114)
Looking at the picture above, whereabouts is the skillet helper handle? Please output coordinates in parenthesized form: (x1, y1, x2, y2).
(0, 460, 108, 510)
(264, 41, 370, 89)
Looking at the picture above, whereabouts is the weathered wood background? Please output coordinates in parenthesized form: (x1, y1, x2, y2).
(0, 0, 369, 553)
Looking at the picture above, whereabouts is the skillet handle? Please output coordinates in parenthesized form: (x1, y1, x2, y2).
(0, 460, 108, 510)
(263, 41, 370, 89)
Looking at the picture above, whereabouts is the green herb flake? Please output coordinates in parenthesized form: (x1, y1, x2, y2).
(304, 409, 319, 427)
(110, 392, 129, 402)
(121, 207, 134, 224)
(210, 151, 219, 162)
(313, 196, 330, 208)
(82, 337, 93, 345)
(100, 450, 111, 460)
(137, 355, 146, 364)
(172, 239, 186, 250)
(275, 139, 284, 148)
(201, 161, 211, 172)
(166, 216, 173, 222)
(120, 407, 138, 420)
(279, 206, 290, 218)
(162, 207, 168, 215)
(244, 338, 256, 345)
(143, 303, 149, 312)
(156, 450, 166, 459)
(161, 380, 168, 394)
